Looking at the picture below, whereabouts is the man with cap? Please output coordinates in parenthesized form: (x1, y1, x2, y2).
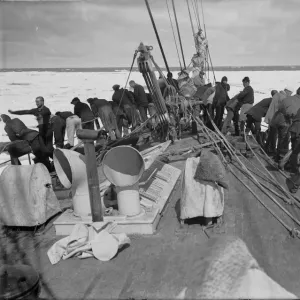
(71, 97, 95, 130)
(1, 114, 53, 171)
(112, 84, 137, 129)
(264, 87, 293, 158)
(244, 90, 278, 146)
(222, 77, 253, 136)
(234, 76, 254, 135)
(212, 76, 230, 130)
(129, 80, 149, 122)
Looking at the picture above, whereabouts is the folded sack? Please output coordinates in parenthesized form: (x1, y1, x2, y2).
(194, 149, 229, 189)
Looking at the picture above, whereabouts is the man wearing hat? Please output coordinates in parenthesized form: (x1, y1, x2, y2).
(235, 76, 254, 135)
(112, 84, 137, 129)
(265, 87, 293, 158)
(222, 76, 253, 136)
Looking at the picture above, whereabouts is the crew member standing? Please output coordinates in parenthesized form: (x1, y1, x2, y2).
(112, 84, 137, 129)
(71, 97, 95, 130)
(129, 80, 149, 122)
(8, 96, 51, 144)
(235, 77, 254, 135)
(212, 76, 230, 130)
(265, 87, 293, 160)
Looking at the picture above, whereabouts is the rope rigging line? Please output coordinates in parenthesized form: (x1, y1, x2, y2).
(145, 0, 170, 74)
(191, 0, 201, 30)
(200, 0, 216, 83)
(166, 0, 183, 70)
(195, 0, 202, 28)
(186, 0, 197, 52)
(115, 50, 138, 117)
(203, 111, 300, 234)
(176, 98, 300, 238)
(171, 0, 187, 69)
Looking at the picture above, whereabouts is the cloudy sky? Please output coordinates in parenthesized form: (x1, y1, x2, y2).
(0, 0, 299, 68)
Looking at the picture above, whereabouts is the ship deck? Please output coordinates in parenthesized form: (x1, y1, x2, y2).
(2, 135, 300, 299)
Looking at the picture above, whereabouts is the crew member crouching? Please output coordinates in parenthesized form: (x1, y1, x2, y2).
(1, 114, 53, 172)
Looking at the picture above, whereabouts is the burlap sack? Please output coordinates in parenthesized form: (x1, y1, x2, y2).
(194, 149, 229, 189)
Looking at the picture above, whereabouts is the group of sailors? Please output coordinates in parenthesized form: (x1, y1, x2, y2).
(0, 80, 153, 172)
(1, 72, 300, 193)
(195, 75, 300, 193)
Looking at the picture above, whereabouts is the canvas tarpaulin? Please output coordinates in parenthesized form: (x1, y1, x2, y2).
(180, 157, 224, 220)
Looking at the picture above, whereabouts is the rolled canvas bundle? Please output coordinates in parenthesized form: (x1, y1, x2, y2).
(0, 164, 61, 226)
(194, 149, 229, 189)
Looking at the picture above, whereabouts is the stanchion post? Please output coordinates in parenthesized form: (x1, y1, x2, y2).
(76, 129, 103, 222)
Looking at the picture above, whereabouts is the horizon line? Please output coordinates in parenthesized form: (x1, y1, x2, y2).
(1, 65, 300, 70)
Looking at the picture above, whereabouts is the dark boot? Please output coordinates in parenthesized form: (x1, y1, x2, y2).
(240, 121, 245, 136)
(234, 123, 240, 136)
(255, 130, 263, 147)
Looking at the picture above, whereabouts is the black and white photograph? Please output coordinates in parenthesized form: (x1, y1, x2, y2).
(0, 0, 300, 299)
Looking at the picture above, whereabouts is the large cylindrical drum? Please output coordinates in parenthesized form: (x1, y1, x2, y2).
(0, 164, 61, 226)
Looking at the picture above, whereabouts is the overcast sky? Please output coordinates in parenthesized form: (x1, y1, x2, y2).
(0, 0, 299, 68)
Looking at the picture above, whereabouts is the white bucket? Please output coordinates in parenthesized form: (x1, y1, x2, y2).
(115, 182, 140, 216)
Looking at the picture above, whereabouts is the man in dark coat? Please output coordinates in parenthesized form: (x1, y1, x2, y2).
(244, 90, 278, 146)
(166, 72, 179, 91)
(235, 76, 255, 135)
(8, 96, 52, 147)
(112, 84, 137, 128)
(50, 111, 73, 148)
(212, 76, 230, 130)
(129, 80, 149, 122)
(286, 90, 300, 193)
(1, 114, 53, 171)
(223, 77, 254, 136)
(111, 101, 129, 137)
(71, 97, 95, 130)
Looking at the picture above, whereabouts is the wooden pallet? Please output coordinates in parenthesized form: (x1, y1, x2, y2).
(53, 158, 181, 236)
